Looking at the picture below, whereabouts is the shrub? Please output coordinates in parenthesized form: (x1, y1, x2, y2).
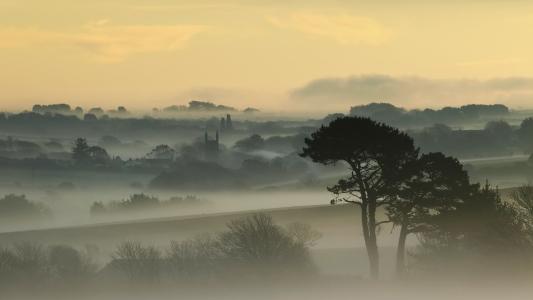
(218, 214, 313, 271)
(167, 235, 221, 279)
(285, 222, 323, 247)
(9, 243, 50, 284)
(110, 241, 162, 281)
(0, 194, 50, 221)
(48, 245, 95, 282)
(0, 243, 96, 286)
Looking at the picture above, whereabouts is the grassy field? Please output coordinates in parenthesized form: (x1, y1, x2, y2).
(0, 203, 402, 277)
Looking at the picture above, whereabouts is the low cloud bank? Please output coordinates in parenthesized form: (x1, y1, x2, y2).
(291, 75, 533, 109)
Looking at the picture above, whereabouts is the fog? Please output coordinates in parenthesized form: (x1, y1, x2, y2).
(2, 102, 533, 299)
(0, 189, 332, 231)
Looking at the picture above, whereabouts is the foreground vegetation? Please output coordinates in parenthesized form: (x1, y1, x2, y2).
(302, 116, 533, 279)
(0, 214, 319, 288)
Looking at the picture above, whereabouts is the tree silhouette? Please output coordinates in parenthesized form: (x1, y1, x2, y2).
(72, 138, 91, 165)
(301, 116, 417, 279)
(518, 117, 533, 153)
(218, 213, 312, 271)
(387, 152, 472, 276)
(87, 146, 110, 165)
(145, 144, 175, 160)
(72, 138, 110, 166)
(415, 183, 533, 274)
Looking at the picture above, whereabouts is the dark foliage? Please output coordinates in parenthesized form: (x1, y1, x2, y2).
(413, 183, 533, 276)
(350, 102, 509, 128)
(301, 116, 418, 279)
(386, 152, 473, 275)
(0, 194, 50, 222)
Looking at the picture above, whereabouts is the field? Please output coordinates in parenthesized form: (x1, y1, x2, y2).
(0, 203, 401, 277)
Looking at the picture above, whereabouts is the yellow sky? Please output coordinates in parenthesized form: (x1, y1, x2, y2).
(1, 0, 533, 113)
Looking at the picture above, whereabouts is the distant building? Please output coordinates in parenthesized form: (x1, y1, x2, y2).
(204, 130, 220, 160)
(226, 114, 233, 130)
(220, 114, 233, 132)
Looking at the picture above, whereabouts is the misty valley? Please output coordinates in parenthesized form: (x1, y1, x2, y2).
(1, 102, 533, 299)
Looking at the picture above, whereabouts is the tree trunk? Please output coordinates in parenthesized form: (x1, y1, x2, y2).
(355, 169, 380, 280)
(395, 218, 409, 278)
(360, 199, 379, 279)
(366, 197, 379, 280)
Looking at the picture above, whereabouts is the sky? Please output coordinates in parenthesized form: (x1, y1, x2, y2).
(1, 0, 533, 113)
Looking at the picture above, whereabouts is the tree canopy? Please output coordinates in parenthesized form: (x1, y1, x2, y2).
(301, 116, 418, 279)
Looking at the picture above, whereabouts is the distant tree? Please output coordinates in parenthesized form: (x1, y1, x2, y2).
(0, 194, 49, 220)
(386, 152, 473, 276)
(518, 117, 533, 152)
(32, 103, 71, 114)
(0, 138, 43, 158)
(188, 100, 236, 112)
(87, 146, 110, 165)
(74, 106, 84, 115)
(88, 107, 104, 115)
(90, 201, 106, 216)
(461, 104, 509, 116)
(146, 144, 175, 160)
(350, 102, 405, 120)
(300, 116, 418, 279)
(233, 134, 265, 151)
(484, 120, 513, 143)
(72, 138, 91, 165)
(163, 105, 187, 112)
(83, 113, 97, 121)
(121, 194, 159, 209)
(243, 107, 260, 114)
(484, 120, 512, 135)
(72, 138, 110, 166)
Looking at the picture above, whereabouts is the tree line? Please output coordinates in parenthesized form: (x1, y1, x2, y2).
(0, 214, 319, 288)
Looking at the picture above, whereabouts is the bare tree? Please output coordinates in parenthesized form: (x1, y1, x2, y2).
(167, 235, 221, 279)
(218, 214, 312, 269)
(111, 241, 162, 281)
(511, 184, 533, 217)
(285, 222, 322, 247)
(11, 243, 50, 283)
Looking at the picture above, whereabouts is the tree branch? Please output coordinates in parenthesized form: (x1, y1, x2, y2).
(376, 220, 392, 226)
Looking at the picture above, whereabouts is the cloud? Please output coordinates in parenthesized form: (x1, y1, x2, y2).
(0, 21, 207, 63)
(268, 12, 391, 46)
(291, 75, 533, 109)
